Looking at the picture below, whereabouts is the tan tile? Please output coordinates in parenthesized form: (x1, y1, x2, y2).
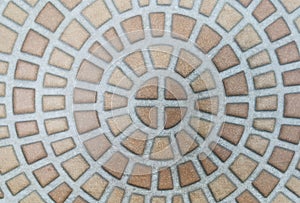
(189, 189, 208, 203)
(15, 60, 39, 81)
(175, 49, 202, 78)
(149, 45, 173, 69)
(236, 190, 259, 203)
(49, 48, 74, 70)
(199, 0, 217, 16)
(152, 197, 166, 203)
(237, 0, 253, 7)
(253, 170, 279, 197)
(0, 83, 5, 96)
(210, 142, 232, 162)
(84, 135, 111, 160)
(60, 0, 82, 10)
(230, 154, 258, 182)
(121, 15, 145, 43)
(15, 120, 39, 138)
(235, 24, 262, 51)
(89, 41, 112, 62)
(49, 182, 72, 203)
(82, 0, 111, 28)
(21, 30, 49, 57)
(45, 117, 69, 135)
(196, 25, 222, 54)
(136, 106, 157, 128)
(51, 137, 75, 156)
(0, 145, 19, 174)
(113, 0, 132, 13)
(60, 20, 90, 50)
(254, 71, 276, 89)
(13, 88, 35, 114)
(6, 173, 30, 195)
(253, 118, 276, 132)
(77, 60, 103, 84)
(286, 176, 300, 197)
(252, 0, 276, 22)
(176, 130, 198, 155)
(279, 125, 300, 144)
(74, 111, 100, 134)
(280, 0, 300, 13)
(136, 77, 158, 99)
(0, 126, 10, 139)
(124, 50, 147, 76)
(272, 193, 293, 203)
(247, 50, 271, 69)
(223, 72, 248, 96)
(165, 107, 186, 129)
(276, 41, 300, 65)
(35, 2, 64, 32)
(108, 67, 133, 89)
(21, 141, 47, 164)
(190, 70, 216, 92)
(283, 68, 300, 86)
(158, 167, 173, 190)
(256, 95, 277, 111)
(212, 45, 240, 72)
(219, 122, 244, 145)
(107, 187, 125, 203)
(265, 17, 290, 42)
(150, 12, 165, 37)
(0, 24, 18, 54)
(179, 0, 194, 9)
(107, 115, 132, 136)
(103, 28, 124, 51)
(42, 95, 65, 112)
(226, 103, 249, 118)
(24, 0, 39, 7)
(81, 173, 108, 200)
(245, 134, 269, 156)
(0, 61, 8, 75)
(198, 153, 218, 175)
(33, 164, 59, 187)
(73, 196, 88, 203)
(129, 194, 145, 203)
(62, 154, 90, 181)
(177, 161, 200, 187)
(172, 14, 196, 41)
(157, 0, 171, 5)
(172, 195, 183, 203)
(3, 2, 28, 25)
(127, 163, 152, 190)
(104, 92, 128, 111)
(102, 152, 129, 179)
(150, 137, 174, 160)
(209, 174, 237, 201)
(189, 117, 213, 138)
(0, 104, 6, 118)
(284, 93, 300, 118)
(44, 73, 67, 88)
(20, 191, 45, 203)
(216, 3, 243, 32)
(122, 130, 147, 155)
(138, 0, 149, 6)
(268, 147, 294, 172)
(73, 88, 97, 104)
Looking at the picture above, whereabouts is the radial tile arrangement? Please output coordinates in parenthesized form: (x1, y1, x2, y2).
(0, 0, 300, 202)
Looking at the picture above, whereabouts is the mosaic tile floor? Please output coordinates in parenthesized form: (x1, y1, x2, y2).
(0, 0, 300, 202)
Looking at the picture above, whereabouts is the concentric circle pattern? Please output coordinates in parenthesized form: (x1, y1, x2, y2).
(0, 0, 300, 202)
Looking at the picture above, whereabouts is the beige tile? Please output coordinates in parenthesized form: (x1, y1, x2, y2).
(44, 73, 67, 88)
(196, 25, 222, 54)
(245, 134, 269, 156)
(15, 60, 39, 81)
(62, 154, 90, 181)
(49, 182, 72, 203)
(199, 0, 217, 16)
(49, 48, 74, 70)
(127, 163, 152, 190)
(149, 45, 173, 69)
(129, 194, 145, 203)
(33, 164, 59, 187)
(280, 0, 300, 13)
(74, 111, 100, 134)
(150, 12, 165, 37)
(51, 137, 76, 156)
(279, 125, 300, 144)
(35, 2, 64, 32)
(21, 141, 47, 164)
(286, 176, 300, 197)
(122, 130, 147, 155)
(179, 0, 194, 9)
(3, 2, 28, 25)
(265, 17, 291, 42)
(22, 30, 49, 57)
(82, 0, 111, 28)
(77, 60, 103, 84)
(158, 167, 173, 190)
(0, 24, 18, 54)
(113, 0, 132, 13)
(24, 0, 39, 7)
(6, 173, 30, 195)
(272, 193, 293, 203)
(103, 28, 124, 51)
(256, 95, 278, 111)
(0, 126, 10, 139)
(252, 0, 276, 22)
(235, 24, 262, 51)
(60, 0, 82, 10)
(15, 120, 39, 138)
(212, 45, 240, 72)
(198, 153, 218, 175)
(20, 191, 45, 203)
(0, 145, 19, 174)
(219, 122, 244, 145)
(190, 70, 216, 92)
(247, 50, 271, 69)
(157, 0, 171, 5)
(0, 61, 8, 75)
(189, 189, 208, 203)
(108, 67, 133, 89)
(0, 83, 5, 97)
(152, 197, 166, 203)
(73, 88, 97, 104)
(107, 187, 125, 203)
(253, 170, 279, 197)
(89, 41, 112, 63)
(216, 3, 243, 32)
(136, 107, 158, 129)
(253, 118, 276, 132)
(150, 137, 174, 160)
(176, 130, 198, 155)
(283, 68, 300, 86)
(236, 190, 259, 203)
(230, 154, 258, 182)
(254, 71, 276, 89)
(84, 134, 111, 160)
(223, 72, 248, 96)
(175, 49, 202, 78)
(210, 142, 232, 162)
(177, 161, 200, 187)
(121, 16, 145, 43)
(237, 0, 253, 7)
(165, 107, 187, 129)
(136, 77, 158, 99)
(195, 96, 218, 115)
(189, 117, 213, 138)
(60, 20, 90, 50)
(268, 147, 294, 172)
(275, 41, 300, 65)
(0, 104, 6, 118)
(13, 87, 35, 114)
(172, 14, 196, 41)
(104, 92, 128, 111)
(165, 77, 187, 100)
(138, 0, 149, 7)
(44, 117, 69, 135)
(284, 93, 300, 118)
(102, 152, 129, 179)
(124, 50, 147, 76)
(42, 95, 65, 112)
(209, 174, 237, 201)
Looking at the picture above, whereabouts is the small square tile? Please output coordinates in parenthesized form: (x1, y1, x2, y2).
(21, 30, 49, 57)
(21, 141, 47, 164)
(3, 2, 28, 25)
